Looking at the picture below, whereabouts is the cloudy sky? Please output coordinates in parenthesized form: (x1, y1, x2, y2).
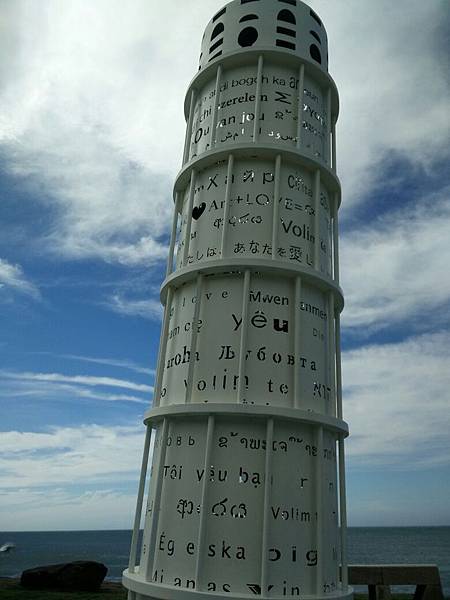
(0, 0, 449, 531)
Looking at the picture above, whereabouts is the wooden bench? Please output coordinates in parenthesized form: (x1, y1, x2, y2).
(348, 565, 445, 600)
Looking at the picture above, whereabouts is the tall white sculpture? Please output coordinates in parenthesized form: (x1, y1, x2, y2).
(123, 1, 351, 598)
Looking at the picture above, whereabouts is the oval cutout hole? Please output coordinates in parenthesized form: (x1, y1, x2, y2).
(277, 9, 296, 24)
(238, 26, 259, 47)
(310, 43, 322, 64)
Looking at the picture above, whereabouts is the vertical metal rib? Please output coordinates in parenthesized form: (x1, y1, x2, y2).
(237, 270, 251, 403)
(335, 314, 345, 587)
(296, 63, 305, 149)
(334, 444, 340, 589)
(195, 415, 215, 589)
(128, 426, 152, 573)
(153, 286, 174, 408)
(209, 65, 223, 149)
(338, 436, 349, 590)
(328, 292, 336, 418)
(271, 154, 282, 259)
(326, 88, 332, 166)
(166, 193, 180, 277)
(220, 153, 235, 256)
(144, 418, 168, 580)
(182, 169, 197, 266)
(253, 55, 264, 142)
(335, 313, 343, 421)
(333, 194, 340, 284)
(186, 274, 204, 403)
(294, 276, 302, 408)
(183, 89, 197, 164)
(260, 417, 274, 597)
(313, 169, 321, 270)
(332, 124, 337, 172)
(315, 425, 324, 593)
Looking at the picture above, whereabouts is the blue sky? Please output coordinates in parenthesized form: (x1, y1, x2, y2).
(0, 0, 449, 531)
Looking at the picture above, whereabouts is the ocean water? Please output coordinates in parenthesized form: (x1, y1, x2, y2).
(0, 527, 449, 595)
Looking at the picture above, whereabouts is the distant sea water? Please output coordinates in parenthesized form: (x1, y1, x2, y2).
(0, 527, 449, 595)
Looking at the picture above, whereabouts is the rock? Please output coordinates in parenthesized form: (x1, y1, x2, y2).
(20, 561, 108, 591)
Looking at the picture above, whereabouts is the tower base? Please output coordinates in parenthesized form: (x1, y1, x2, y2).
(123, 568, 353, 600)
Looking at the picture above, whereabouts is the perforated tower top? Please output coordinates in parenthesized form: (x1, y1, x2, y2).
(199, 0, 328, 72)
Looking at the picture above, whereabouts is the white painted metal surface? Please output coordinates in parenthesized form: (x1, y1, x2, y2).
(123, 1, 351, 598)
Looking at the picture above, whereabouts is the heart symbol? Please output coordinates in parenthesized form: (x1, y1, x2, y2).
(192, 202, 206, 220)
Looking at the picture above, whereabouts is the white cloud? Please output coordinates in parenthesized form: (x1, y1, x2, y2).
(341, 186, 450, 332)
(0, 0, 184, 265)
(0, 423, 151, 529)
(58, 354, 154, 376)
(0, 370, 153, 393)
(309, 0, 449, 211)
(343, 332, 450, 468)
(0, 380, 148, 405)
(106, 294, 163, 320)
(0, 424, 147, 488)
(0, 423, 141, 456)
(0, 258, 40, 299)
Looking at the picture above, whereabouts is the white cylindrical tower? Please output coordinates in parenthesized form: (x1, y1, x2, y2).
(123, 1, 351, 599)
